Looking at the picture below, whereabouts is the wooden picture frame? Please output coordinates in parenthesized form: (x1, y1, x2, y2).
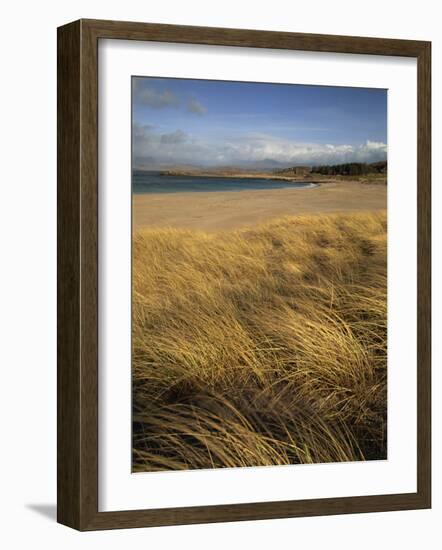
(57, 18, 431, 531)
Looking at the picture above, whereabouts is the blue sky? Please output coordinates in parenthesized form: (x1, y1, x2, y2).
(132, 76, 387, 168)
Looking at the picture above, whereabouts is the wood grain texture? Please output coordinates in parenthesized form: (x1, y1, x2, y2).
(84, 18, 427, 56)
(416, 42, 431, 507)
(57, 20, 81, 529)
(57, 19, 431, 531)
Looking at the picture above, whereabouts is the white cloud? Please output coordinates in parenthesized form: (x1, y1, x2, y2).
(133, 126, 387, 168)
(219, 134, 387, 166)
(364, 140, 388, 150)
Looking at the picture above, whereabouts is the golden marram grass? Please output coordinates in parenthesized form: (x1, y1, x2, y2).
(132, 211, 387, 471)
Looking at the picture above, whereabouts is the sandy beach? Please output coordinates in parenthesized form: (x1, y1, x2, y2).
(133, 181, 387, 231)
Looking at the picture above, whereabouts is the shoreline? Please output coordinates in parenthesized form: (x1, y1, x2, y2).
(133, 180, 387, 232)
(133, 181, 320, 196)
(136, 168, 386, 185)
(157, 170, 313, 182)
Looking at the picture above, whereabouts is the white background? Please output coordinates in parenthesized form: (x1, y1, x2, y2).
(100, 41, 417, 511)
(0, 0, 440, 548)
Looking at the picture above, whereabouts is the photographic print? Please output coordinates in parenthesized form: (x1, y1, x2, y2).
(131, 76, 388, 472)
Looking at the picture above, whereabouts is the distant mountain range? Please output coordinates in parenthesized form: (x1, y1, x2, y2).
(136, 160, 388, 177)
(134, 159, 305, 173)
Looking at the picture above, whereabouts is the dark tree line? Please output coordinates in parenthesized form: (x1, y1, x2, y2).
(311, 161, 387, 176)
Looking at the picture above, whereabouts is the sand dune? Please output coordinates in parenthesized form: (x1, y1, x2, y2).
(132, 212, 387, 471)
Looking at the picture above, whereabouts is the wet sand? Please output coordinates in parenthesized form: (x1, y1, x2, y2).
(133, 181, 387, 231)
